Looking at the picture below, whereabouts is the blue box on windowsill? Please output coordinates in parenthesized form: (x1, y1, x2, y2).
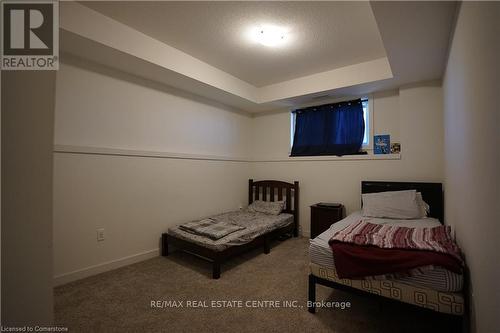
(374, 135, 390, 154)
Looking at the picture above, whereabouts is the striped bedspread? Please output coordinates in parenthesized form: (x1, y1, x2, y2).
(331, 220, 463, 263)
(328, 220, 464, 279)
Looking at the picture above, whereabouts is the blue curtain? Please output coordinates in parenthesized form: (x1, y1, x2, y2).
(290, 99, 365, 156)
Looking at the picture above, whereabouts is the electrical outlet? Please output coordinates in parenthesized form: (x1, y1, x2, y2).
(97, 228, 105, 241)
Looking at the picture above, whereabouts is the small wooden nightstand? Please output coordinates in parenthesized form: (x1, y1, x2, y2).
(310, 204, 345, 239)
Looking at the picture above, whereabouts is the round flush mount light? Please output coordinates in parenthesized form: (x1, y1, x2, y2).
(249, 25, 288, 47)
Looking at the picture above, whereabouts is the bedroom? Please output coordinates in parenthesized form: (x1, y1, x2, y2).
(1, 1, 499, 332)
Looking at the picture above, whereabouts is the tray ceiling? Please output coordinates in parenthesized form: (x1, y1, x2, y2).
(83, 1, 387, 87)
(61, 1, 457, 112)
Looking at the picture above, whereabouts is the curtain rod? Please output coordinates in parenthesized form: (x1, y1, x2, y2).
(292, 98, 367, 113)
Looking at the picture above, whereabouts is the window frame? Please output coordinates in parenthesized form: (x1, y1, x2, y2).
(361, 97, 374, 150)
(290, 95, 373, 152)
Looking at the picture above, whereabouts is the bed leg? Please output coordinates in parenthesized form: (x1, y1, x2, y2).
(308, 274, 316, 314)
(454, 315, 465, 333)
(212, 259, 221, 279)
(264, 236, 270, 254)
(161, 233, 169, 256)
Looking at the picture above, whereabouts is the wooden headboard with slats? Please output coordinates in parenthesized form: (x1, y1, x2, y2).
(249, 179, 299, 236)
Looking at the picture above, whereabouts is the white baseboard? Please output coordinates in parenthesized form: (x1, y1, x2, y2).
(53, 248, 159, 286)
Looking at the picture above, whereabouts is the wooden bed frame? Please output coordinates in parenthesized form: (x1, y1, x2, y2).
(162, 179, 299, 279)
(308, 181, 466, 331)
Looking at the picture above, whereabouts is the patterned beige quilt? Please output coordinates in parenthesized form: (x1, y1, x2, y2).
(168, 210, 294, 252)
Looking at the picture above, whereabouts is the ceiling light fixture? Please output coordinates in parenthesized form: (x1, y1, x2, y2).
(251, 25, 288, 47)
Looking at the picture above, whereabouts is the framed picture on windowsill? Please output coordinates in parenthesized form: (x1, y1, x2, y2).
(391, 142, 401, 154)
(374, 135, 390, 154)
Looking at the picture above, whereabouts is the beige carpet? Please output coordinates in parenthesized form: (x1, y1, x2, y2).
(55, 237, 461, 332)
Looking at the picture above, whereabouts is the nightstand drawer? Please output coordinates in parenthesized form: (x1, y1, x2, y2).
(310, 204, 344, 239)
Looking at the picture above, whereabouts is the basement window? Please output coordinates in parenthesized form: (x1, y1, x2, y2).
(290, 97, 371, 154)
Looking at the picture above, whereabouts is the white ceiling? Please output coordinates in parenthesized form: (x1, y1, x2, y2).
(61, 1, 457, 113)
(83, 1, 387, 87)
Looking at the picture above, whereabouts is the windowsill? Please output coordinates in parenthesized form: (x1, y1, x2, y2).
(258, 153, 401, 162)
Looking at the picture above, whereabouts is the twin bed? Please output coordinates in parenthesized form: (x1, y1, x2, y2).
(162, 179, 299, 279)
(308, 181, 465, 329)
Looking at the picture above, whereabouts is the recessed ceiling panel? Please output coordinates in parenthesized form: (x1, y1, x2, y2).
(83, 1, 387, 87)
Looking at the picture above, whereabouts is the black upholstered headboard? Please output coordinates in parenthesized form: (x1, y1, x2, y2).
(361, 181, 444, 223)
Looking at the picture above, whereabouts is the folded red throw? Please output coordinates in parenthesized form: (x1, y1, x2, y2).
(328, 220, 464, 279)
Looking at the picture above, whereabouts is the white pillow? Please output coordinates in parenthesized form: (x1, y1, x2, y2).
(416, 192, 430, 218)
(362, 190, 422, 219)
(248, 200, 285, 215)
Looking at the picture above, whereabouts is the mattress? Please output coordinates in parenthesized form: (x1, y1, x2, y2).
(309, 212, 463, 292)
(168, 210, 294, 252)
(310, 263, 464, 316)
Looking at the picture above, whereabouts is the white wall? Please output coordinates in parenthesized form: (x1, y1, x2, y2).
(443, 3, 500, 332)
(2, 71, 55, 325)
(1, 69, 2, 324)
(53, 57, 252, 284)
(251, 82, 444, 235)
(55, 56, 251, 158)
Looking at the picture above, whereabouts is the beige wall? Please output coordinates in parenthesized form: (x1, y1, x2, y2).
(2, 71, 56, 325)
(1, 69, 2, 324)
(251, 82, 444, 235)
(55, 56, 251, 158)
(53, 58, 251, 284)
(443, 3, 500, 332)
(1, 70, 2, 324)
(53, 155, 249, 283)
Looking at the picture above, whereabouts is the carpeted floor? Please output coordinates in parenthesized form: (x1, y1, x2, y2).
(55, 237, 460, 332)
